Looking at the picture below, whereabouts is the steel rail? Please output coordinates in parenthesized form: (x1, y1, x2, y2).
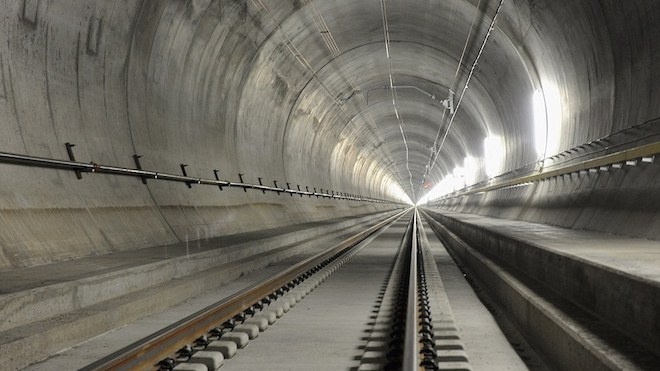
(81, 208, 409, 371)
(444, 140, 660, 199)
(402, 209, 420, 370)
(0, 150, 398, 204)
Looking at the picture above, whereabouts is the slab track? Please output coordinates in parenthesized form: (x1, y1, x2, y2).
(68, 209, 536, 371)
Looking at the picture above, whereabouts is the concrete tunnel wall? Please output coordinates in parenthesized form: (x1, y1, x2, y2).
(0, 0, 404, 271)
(435, 0, 660, 240)
(1, 0, 660, 270)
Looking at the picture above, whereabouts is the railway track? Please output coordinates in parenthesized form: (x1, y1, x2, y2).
(79, 209, 482, 371)
(67, 206, 660, 371)
(81, 210, 410, 371)
(354, 211, 472, 371)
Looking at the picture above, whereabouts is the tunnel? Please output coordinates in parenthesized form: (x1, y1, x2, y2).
(1, 0, 659, 370)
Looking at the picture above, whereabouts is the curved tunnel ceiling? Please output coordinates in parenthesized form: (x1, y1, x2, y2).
(195, 0, 659, 203)
(1, 0, 658, 212)
(238, 0, 531, 202)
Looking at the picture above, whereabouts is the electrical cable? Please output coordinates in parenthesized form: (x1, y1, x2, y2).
(418, 0, 505, 200)
(380, 0, 417, 202)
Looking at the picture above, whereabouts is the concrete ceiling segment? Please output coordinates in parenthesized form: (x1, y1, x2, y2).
(340, 103, 479, 185)
(238, 0, 540, 202)
(331, 95, 487, 187)
(289, 0, 658, 200)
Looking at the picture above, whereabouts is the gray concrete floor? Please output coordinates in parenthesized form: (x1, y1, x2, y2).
(26, 216, 528, 371)
(421, 219, 530, 371)
(438, 211, 660, 282)
(219, 220, 408, 371)
(22, 236, 343, 371)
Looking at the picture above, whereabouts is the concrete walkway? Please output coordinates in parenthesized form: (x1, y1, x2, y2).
(0, 213, 383, 295)
(433, 210, 660, 282)
(423, 208, 660, 361)
(2, 211, 395, 370)
(420, 218, 536, 371)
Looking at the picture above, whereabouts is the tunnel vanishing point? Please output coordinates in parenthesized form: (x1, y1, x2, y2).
(0, 1, 659, 370)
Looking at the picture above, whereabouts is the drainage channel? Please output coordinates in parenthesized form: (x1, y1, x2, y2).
(356, 210, 472, 371)
(80, 209, 408, 371)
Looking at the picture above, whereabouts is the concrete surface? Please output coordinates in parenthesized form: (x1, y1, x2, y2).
(436, 152, 660, 240)
(423, 208, 660, 368)
(1, 0, 659, 271)
(0, 211, 393, 331)
(1, 0, 660, 369)
(189, 351, 224, 371)
(419, 218, 531, 371)
(1, 211, 394, 370)
(21, 223, 373, 371)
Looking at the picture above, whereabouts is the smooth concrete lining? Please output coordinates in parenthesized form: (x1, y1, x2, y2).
(0, 210, 396, 334)
(0, 0, 406, 272)
(423, 212, 659, 370)
(1, 1, 660, 367)
(1, 0, 660, 271)
(422, 209, 660, 359)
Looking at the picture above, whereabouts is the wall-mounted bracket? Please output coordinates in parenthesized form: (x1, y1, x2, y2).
(273, 180, 281, 195)
(213, 170, 223, 190)
(65, 142, 82, 179)
(180, 164, 192, 188)
(238, 173, 247, 192)
(441, 89, 455, 115)
(133, 155, 147, 184)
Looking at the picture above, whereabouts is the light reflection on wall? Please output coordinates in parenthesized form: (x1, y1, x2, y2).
(417, 155, 477, 205)
(534, 84, 562, 158)
(484, 135, 504, 178)
(387, 180, 413, 205)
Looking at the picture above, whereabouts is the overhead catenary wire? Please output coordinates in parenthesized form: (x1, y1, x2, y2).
(380, 0, 417, 202)
(251, 0, 344, 107)
(305, 0, 407, 198)
(306, 0, 341, 57)
(454, 0, 484, 80)
(418, 0, 505, 198)
(418, 0, 483, 190)
(253, 0, 404, 200)
(305, 0, 367, 110)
